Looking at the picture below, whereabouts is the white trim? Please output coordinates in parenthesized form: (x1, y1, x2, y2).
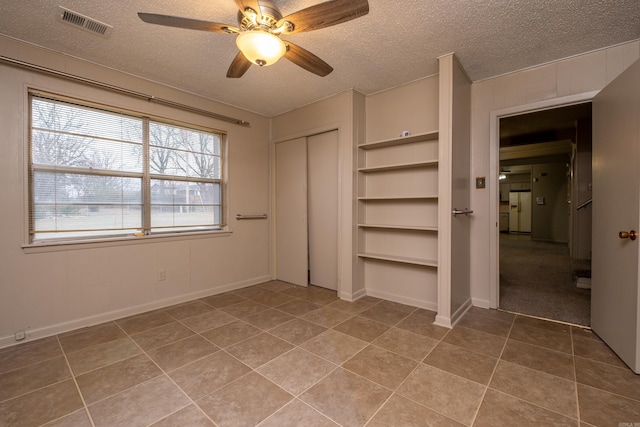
(489, 91, 599, 308)
(450, 298, 473, 327)
(0, 275, 271, 349)
(365, 288, 438, 311)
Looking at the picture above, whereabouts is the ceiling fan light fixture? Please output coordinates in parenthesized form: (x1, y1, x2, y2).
(236, 30, 286, 66)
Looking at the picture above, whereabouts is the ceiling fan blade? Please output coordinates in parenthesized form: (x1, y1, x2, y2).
(278, 0, 369, 34)
(226, 51, 252, 78)
(138, 13, 238, 33)
(284, 42, 333, 77)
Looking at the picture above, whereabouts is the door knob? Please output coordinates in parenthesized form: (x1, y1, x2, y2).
(619, 230, 638, 241)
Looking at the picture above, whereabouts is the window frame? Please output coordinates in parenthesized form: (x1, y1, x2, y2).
(26, 89, 229, 246)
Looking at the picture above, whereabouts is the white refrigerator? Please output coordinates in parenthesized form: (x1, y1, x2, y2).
(509, 192, 531, 233)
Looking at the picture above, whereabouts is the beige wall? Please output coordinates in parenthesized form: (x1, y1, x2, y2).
(470, 40, 640, 307)
(271, 90, 365, 300)
(0, 37, 271, 348)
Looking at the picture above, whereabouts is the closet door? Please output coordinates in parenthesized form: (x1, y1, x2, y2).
(275, 138, 308, 286)
(307, 131, 338, 290)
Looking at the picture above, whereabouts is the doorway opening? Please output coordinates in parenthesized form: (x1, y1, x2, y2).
(498, 102, 592, 326)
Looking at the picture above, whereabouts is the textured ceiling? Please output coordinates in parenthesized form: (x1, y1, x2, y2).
(0, 0, 638, 117)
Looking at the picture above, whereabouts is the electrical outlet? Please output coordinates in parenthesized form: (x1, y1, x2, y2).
(15, 331, 26, 341)
(158, 268, 166, 281)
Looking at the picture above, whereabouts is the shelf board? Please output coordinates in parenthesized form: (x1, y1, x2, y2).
(359, 131, 439, 150)
(358, 224, 438, 232)
(358, 252, 438, 267)
(358, 196, 438, 201)
(358, 159, 438, 172)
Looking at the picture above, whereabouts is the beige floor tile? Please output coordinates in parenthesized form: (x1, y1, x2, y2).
(130, 321, 194, 351)
(442, 326, 506, 358)
(397, 364, 485, 425)
(301, 330, 368, 364)
(226, 333, 294, 368)
(66, 337, 141, 375)
(200, 320, 262, 348)
(220, 299, 269, 318)
(233, 286, 278, 300)
(343, 345, 417, 389)
(58, 322, 126, 353)
(0, 356, 71, 402)
(199, 292, 246, 308)
(577, 384, 640, 427)
(0, 380, 83, 427)
(367, 394, 465, 427)
(501, 339, 575, 380)
(198, 372, 293, 427)
(300, 368, 391, 427)
(115, 311, 174, 335)
(514, 315, 571, 334)
(424, 342, 498, 385)
(164, 301, 215, 320)
(150, 404, 214, 426)
(169, 351, 251, 400)
(395, 309, 449, 340)
(280, 286, 319, 300)
(42, 408, 92, 426)
(455, 310, 513, 337)
(269, 318, 327, 345)
(179, 309, 237, 333)
(575, 356, 640, 401)
(247, 291, 297, 307)
(259, 399, 339, 427)
(147, 335, 218, 372)
(257, 348, 336, 395)
(256, 280, 298, 293)
(466, 306, 516, 323)
(301, 306, 354, 328)
(373, 327, 439, 361)
(88, 375, 190, 427)
(490, 360, 578, 418)
(376, 300, 418, 314)
(75, 354, 162, 404)
(509, 322, 573, 354)
(359, 304, 411, 326)
(572, 326, 602, 342)
(572, 334, 627, 368)
(333, 316, 390, 342)
(276, 299, 323, 316)
(474, 389, 578, 427)
(326, 299, 379, 315)
(0, 337, 62, 374)
(244, 308, 296, 330)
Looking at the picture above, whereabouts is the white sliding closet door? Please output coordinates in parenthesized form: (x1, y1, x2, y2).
(275, 138, 308, 286)
(307, 131, 338, 290)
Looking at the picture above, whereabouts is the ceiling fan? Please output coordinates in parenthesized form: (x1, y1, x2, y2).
(138, 0, 369, 78)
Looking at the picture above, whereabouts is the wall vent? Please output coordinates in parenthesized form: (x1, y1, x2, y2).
(57, 6, 113, 37)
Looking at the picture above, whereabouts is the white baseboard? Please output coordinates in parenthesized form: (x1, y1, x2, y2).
(450, 298, 473, 327)
(0, 275, 271, 350)
(471, 297, 491, 309)
(364, 288, 437, 312)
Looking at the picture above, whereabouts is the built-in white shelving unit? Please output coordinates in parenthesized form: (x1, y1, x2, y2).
(356, 130, 440, 308)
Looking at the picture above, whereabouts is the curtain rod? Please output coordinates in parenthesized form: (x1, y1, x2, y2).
(0, 55, 251, 127)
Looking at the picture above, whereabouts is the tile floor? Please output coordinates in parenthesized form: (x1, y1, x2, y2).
(1, 281, 639, 427)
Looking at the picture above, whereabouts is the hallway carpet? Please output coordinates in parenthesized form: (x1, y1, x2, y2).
(499, 234, 591, 326)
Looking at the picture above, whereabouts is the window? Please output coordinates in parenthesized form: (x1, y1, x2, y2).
(28, 91, 225, 243)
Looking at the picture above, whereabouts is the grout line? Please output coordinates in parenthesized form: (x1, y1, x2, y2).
(468, 312, 516, 426)
(56, 335, 97, 427)
(570, 325, 582, 425)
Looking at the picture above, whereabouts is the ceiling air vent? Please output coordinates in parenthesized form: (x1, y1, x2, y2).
(57, 6, 113, 37)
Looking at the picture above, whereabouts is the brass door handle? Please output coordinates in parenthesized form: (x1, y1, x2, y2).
(619, 230, 638, 240)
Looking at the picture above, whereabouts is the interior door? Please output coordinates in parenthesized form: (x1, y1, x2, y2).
(591, 58, 640, 373)
(275, 138, 308, 287)
(307, 131, 338, 290)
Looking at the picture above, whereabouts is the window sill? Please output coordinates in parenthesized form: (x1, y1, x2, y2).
(22, 230, 233, 254)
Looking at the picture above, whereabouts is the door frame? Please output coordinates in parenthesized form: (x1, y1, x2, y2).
(489, 91, 598, 308)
